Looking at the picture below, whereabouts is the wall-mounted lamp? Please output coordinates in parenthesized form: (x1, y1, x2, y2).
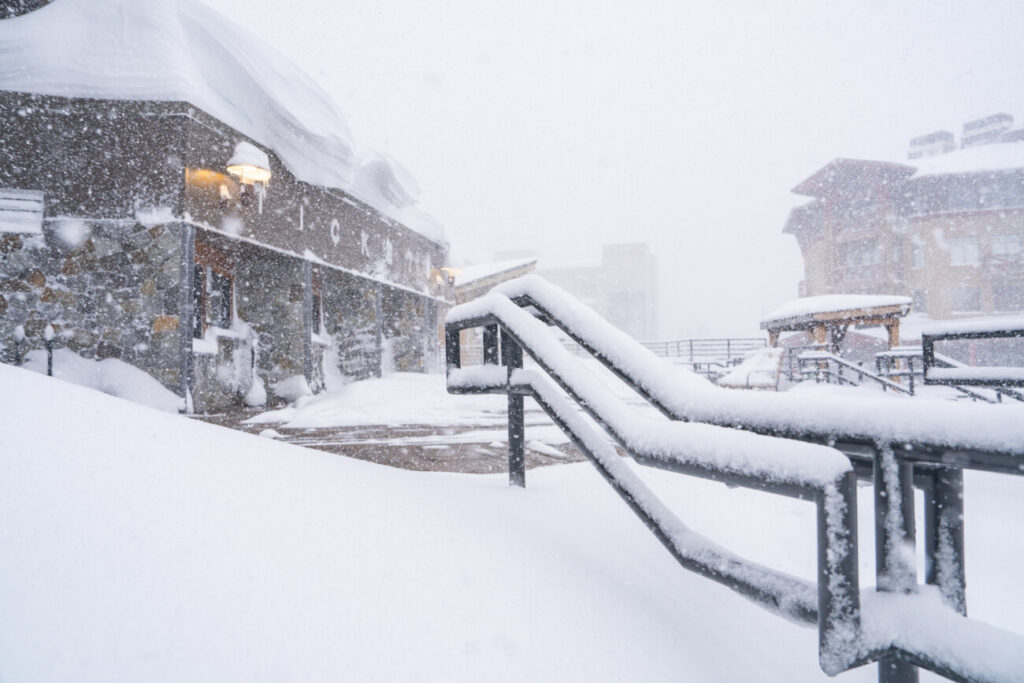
(226, 141, 271, 211)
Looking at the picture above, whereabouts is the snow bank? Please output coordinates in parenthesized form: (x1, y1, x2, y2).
(21, 348, 182, 412)
(0, 0, 443, 242)
(1, 361, 891, 682)
(718, 347, 784, 389)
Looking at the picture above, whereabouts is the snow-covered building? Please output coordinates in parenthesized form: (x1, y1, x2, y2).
(784, 113, 1024, 320)
(0, 0, 451, 411)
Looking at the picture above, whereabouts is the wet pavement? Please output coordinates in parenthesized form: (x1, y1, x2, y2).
(192, 410, 584, 474)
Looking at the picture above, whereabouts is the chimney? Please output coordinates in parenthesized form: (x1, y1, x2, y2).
(962, 113, 1013, 148)
(907, 130, 955, 160)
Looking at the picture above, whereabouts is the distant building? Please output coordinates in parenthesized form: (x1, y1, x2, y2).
(538, 243, 658, 340)
(450, 257, 537, 365)
(784, 113, 1024, 320)
(0, 0, 450, 411)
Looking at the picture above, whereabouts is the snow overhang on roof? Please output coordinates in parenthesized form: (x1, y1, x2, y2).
(453, 258, 538, 289)
(908, 141, 1024, 180)
(791, 158, 915, 198)
(0, 0, 446, 244)
(760, 294, 912, 330)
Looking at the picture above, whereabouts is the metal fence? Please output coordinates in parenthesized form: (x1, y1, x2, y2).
(640, 337, 766, 363)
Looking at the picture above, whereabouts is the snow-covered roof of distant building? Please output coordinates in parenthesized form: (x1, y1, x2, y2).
(909, 140, 1024, 179)
(761, 294, 911, 329)
(791, 158, 914, 198)
(453, 258, 537, 288)
(0, 0, 445, 243)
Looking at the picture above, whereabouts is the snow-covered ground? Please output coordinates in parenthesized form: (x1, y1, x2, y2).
(3, 363, 1024, 681)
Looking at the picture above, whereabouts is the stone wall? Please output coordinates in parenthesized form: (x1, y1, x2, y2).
(0, 218, 183, 391)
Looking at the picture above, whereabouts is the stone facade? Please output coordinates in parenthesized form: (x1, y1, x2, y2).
(0, 220, 183, 388)
(1, 90, 451, 412)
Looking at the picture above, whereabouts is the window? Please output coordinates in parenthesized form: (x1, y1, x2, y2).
(0, 188, 44, 234)
(951, 284, 981, 312)
(992, 234, 1022, 258)
(311, 277, 324, 335)
(994, 282, 1024, 312)
(843, 239, 882, 267)
(911, 242, 925, 269)
(948, 236, 979, 266)
(192, 264, 233, 338)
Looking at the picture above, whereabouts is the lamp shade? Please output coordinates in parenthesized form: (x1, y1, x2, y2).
(226, 141, 272, 184)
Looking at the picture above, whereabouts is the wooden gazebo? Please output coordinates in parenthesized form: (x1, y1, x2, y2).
(760, 295, 912, 354)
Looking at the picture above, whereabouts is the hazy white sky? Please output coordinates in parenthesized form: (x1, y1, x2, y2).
(206, 0, 1024, 336)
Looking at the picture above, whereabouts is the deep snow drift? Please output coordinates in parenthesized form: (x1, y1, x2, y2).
(3, 364, 1024, 681)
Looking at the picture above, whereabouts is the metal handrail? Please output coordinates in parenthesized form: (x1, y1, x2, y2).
(476, 275, 1024, 682)
(796, 351, 912, 395)
(445, 307, 861, 674)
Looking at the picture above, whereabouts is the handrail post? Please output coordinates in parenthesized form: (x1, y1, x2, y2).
(445, 327, 461, 375)
(502, 330, 525, 488)
(483, 324, 500, 365)
(874, 444, 919, 682)
(817, 471, 860, 674)
(923, 467, 966, 614)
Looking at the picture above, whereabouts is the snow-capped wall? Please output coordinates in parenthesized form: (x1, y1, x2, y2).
(0, 0, 443, 242)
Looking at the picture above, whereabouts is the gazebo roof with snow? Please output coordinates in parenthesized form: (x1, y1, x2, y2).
(761, 294, 912, 351)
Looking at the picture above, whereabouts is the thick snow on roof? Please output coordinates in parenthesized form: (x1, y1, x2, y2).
(910, 141, 1024, 179)
(920, 315, 1024, 337)
(0, 0, 444, 243)
(762, 295, 911, 326)
(454, 257, 538, 287)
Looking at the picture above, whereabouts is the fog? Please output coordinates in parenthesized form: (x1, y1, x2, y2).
(205, 0, 1024, 337)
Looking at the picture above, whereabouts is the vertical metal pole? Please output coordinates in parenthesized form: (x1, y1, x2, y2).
(689, 339, 694, 363)
(178, 223, 196, 411)
(374, 282, 384, 378)
(816, 471, 860, 670)
(302, 260, 313, 389)
(445, 327, 461, 375)
(924, 467, 966, 615)
(502, 331, 525, 488)
(483, 324, 499, 365)
(874, 444, 919, 683)
(908, 358, 915, 396)
(46, 339, 53, 376)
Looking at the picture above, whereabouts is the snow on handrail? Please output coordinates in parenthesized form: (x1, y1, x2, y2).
(481, 275, 1024, 462)
(860, 589, 1024, 683)
(448, 293, 852, 491)
(502, 367, 822, 622)
(445, 292, 864, 672)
